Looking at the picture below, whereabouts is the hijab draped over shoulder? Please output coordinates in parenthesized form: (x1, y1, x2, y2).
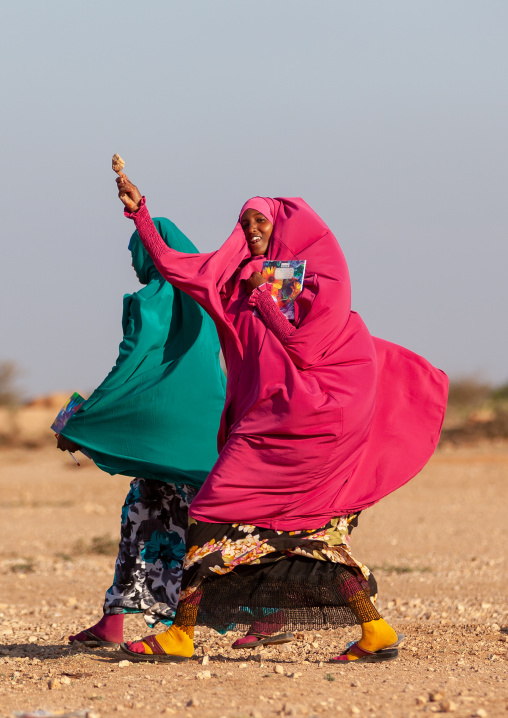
(61, 218, 226, 488)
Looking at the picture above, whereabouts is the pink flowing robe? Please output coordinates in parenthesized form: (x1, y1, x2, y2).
(128, 197, 448, 531)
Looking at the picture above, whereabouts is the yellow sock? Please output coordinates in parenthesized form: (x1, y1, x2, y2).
(141, 625, 194, 658)
(347, 619, 398, 661)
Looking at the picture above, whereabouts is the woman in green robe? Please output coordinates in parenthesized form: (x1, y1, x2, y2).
(57, 218, 226, 646)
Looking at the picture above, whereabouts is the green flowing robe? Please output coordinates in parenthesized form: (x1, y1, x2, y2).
(61, 218, 226, 488)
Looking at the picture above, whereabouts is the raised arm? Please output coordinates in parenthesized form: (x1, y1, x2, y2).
(115, 175, 225, 321)
(116, 174, 181, 266)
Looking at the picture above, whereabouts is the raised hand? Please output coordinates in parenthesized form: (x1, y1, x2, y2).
(116, 174, 143, 213)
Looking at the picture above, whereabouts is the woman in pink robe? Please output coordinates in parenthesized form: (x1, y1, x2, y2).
(115, 177, 448, 664)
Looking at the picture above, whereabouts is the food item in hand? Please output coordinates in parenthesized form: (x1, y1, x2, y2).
(112, 154, 125, 173)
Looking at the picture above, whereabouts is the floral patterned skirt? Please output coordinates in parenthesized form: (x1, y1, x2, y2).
(178, 514, 379, 633)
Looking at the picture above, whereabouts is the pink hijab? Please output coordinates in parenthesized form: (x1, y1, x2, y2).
(139, 197, 449, 529)
(239, 197, 277, 224)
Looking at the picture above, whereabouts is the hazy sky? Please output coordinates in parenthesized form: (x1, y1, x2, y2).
(1, 1, 507, 398)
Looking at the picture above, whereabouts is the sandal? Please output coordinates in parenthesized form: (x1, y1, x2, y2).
(232, 631, 295, 649)
(345, 633, 405, 652)
(331, 641, 399, 664)
(69, 629, 120, 648)
(120, 636, 190, 663)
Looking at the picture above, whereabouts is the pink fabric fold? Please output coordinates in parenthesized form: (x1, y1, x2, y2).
(127, 197, 448, 531)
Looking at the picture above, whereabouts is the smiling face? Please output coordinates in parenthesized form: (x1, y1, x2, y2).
(240, 208, 273, 256)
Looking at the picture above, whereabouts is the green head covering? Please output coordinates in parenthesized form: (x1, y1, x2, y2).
(129, 217, 194, 284)
(61, 218, 226, 488)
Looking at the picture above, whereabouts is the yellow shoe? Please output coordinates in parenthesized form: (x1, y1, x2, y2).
(357, 618, 398, 654)
(120, 626, 194, 662)
(331, 619, 400, 663)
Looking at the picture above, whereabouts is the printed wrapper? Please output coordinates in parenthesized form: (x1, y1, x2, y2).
(261, 260, 306, 320)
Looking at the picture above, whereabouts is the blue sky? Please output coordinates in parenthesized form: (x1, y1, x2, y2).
(1, 1, 507, 397)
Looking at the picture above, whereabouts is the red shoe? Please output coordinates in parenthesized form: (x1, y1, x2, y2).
(331, 641, 399, 664)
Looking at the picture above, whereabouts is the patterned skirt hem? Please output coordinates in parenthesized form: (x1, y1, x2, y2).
(178, 516, 378, 633)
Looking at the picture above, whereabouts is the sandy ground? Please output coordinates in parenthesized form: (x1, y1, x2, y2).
(0, 441, 507, 718)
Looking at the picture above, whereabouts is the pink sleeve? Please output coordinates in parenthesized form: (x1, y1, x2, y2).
(248, 285, 296, 343)
(125, 197, 169, 263)
(124, 199, 225, 324)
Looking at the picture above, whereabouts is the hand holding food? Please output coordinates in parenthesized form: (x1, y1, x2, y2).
(112, 154, 142, 212)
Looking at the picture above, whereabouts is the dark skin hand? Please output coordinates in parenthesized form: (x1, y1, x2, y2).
(55, 434, 80, 452)
(245, 271, 266, 294)
(116, 174, 143, 213)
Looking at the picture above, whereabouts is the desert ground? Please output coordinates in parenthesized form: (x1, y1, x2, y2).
(0, 405, 507, 718)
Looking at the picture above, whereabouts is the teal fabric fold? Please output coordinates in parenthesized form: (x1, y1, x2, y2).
(61, 218, 226, 488)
